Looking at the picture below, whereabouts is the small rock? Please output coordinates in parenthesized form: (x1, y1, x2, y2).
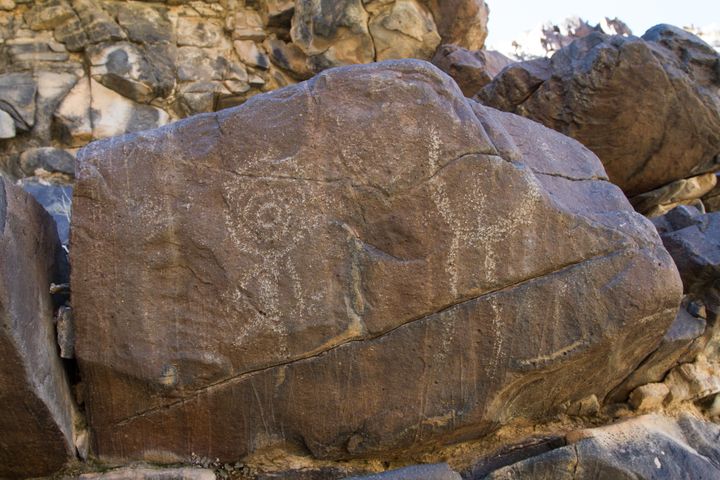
(665, 359, 720, 403)
(345, 463, 461, 480)
(72, 0, 125, 44)
(234, 39, 269, 69)
(0, 72, 37, 131)
(0, 0, 15, 11)
(177, 17, 224, 47)
(90, 79, 169, 139)
(261, 0, 294, 27)
(0, 109, 15, 138)
(432, 44, 513, 97)
(631, 173, 718, 217)
(19, 147, 75, 176)
(629, 383, 669, 412)
(56, 305, 74, 359)
(232, 8, 265, 41)
(54, 75, 92, 146)
(79, 467, 216, 480)
(24, 0, 75, 31)
(18, 177, 73, 246)
(116, 2, 173, 44)
(367, 0, 441, 61)
(566, 394, 600, 417)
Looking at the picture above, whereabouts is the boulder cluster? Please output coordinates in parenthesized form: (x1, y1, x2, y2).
(1, 1, 720, 480)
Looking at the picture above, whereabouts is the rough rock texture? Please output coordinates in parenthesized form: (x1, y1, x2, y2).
(0, 177, 77, 477)
(483, 414, 720, 479)
(478, 25, 720, 197)
(72, 60, 681, 463)
(19, 177, 73, 246)
(345, 463, 460, 480)
(79, 467, 216, 480)
(631, 172, 717, 217)
(431, 45, 514, 97)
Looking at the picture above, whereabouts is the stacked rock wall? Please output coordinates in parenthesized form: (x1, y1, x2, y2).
(0, 0, 488, 182)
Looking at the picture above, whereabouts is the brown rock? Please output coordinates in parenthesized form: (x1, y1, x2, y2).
(629, 383, 669, 412)
(422, 0, 488, 50)
(291, 0, 374, 70)
(366, 0, 441, 61)
(478, 25, 720, 196)
(630, 173, 718, 217)
(0, 177, 77, 477)
(79, 467, 216, 480)
(431, 45, 513, 97)
(72, 60, 681, 464)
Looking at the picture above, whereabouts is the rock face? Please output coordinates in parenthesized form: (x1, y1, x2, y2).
(0, 177, 77, 477)
(72, 60, 681, 463)
(431, 45, 514, 97)
(478, 25, 720, 197)
(483, 415, 720, 479)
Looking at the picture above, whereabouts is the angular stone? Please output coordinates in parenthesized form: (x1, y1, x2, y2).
(116, 3, 173, 44)
(177, 17, 224, 47)
(53, 13, 88, 51)
(631, 173, 718, 217)
(19, 146, 75, 176)
(232, 8, 265, 41)
(261, 0, 294, 28)
(478, 26, 720, 196)
(0, 72, 37, 131)
(485, 415, 720, 479)
(608, 303, 707, 402)
(89, 79, 169, 139)
(702, 174, 720, 212)
(176, 46, 226, 82)
(265, 40, 307, 77)
(367, 0, 441, 61)
(72, 0, 125, 44)
(19, 177, 73, 246)
(53, 75, 92, 146)
(665, 359, 720, 403)
(659, 211, 720, 299)
(345, 464, 460, 480)
(0, 177, 77, 478)
(291, 0, 374, 71)
(432, 45, 513, 97)
(629, 383, 669, 412)
(88, 42, 175, 103)
(72, 60, 681, 463)
(423, 0, 488, 50)
(234, 39, 269, 69)
(0, 109, 15, 138)
(24, 0, 74, 31)
(79, 467, 216, 480)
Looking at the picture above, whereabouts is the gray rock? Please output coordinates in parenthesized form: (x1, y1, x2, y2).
(87, 42, 176, 103)
(177, 17, 224, 47)
(0, 72, 37, 131)
(432, 45, 514, 97)
(0, 109, 15, 138)
(24, 0, 74, 30)
(72, 0, 125, 44)
(483, 415, 720, 479)
(19, 147, 75, 176)
(18, 177, 73, 246)
(608, 303, 707, 402)
(0, 177, 77, 478)
(116, 3, 173, 44)
(345, 464, 460, 480)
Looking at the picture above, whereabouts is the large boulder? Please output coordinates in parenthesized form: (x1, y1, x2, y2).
(72, 60, 681, 464)
(478, 25, 720, 197)
(0, 177, 78, 477)
(482, 414, 720, 479)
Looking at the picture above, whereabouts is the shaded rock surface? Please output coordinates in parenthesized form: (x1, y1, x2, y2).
(0, 176, 77, 478)
(431, 45, 514, 97)
(345, 463, 460, 480)
(72, 60, 681, 463)
(483, 414, 720, 479)
(478, 25, 720, 197)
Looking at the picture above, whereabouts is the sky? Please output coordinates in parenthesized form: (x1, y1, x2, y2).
(485, 0, 720, 49)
